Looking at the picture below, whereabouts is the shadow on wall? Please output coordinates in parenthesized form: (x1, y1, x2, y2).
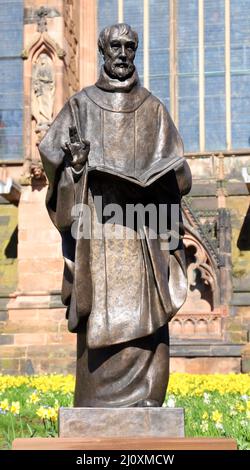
(4, 226, 18, 259)
(237, 205, 250, 251)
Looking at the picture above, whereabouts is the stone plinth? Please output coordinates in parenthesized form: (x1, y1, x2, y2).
(59, 407, 184, 438)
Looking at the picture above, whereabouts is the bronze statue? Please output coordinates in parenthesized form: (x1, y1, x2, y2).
(39, 23, 192, 407)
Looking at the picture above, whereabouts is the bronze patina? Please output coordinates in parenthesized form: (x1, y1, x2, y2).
(39, 23, 192, 407)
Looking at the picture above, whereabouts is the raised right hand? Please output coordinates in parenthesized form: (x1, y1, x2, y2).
(62, 140, 90, 172)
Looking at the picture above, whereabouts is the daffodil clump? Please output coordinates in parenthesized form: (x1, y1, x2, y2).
(168, 372, 250, 396)
(0, 375, 73, 449)
(0, 373, 249, 449)
(164, 373, 250, 450)
(0, 374, 75, 395)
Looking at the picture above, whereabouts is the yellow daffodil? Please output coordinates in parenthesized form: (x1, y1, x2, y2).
(235, 402, 245, 413)
(46, 408, 57, 422)
(36, 407, 48, 420)
(0, 373, 250, 397)
(202, 411, 208, 420)
(28, 392, 40, 404)
(212, 410, 223, 423)
(168, 373, 250, 396)
(10, 401, 20, 415)
(0, 399, 9, 411)
(36, 406, 58, 422)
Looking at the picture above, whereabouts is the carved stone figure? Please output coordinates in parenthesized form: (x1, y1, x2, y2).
(32, 53, 55, 132)
(39, 24, 192, 407)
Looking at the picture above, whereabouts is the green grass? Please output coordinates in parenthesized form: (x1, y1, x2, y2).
(0, 385, 72, 449)
(0, 382, 249, 450)
(169, 392, 250, 450)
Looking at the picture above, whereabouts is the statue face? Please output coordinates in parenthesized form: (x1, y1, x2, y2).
(37, 53, 49, 67)
(103, 28, 136, 80)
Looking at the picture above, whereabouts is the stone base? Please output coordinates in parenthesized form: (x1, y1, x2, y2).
(59, 407, 184, 438)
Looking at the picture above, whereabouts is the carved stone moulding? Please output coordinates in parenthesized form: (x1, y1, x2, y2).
(169, 307, 228, 339)
(64, 0, 80, 94)
(21, 31, 65, 61)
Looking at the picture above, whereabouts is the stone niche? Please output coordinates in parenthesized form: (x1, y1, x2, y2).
(21, 5, 66, 184)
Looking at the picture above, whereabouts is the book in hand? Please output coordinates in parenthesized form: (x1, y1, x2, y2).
(66, 125, 185, 187)
(87, 155, 185, 188)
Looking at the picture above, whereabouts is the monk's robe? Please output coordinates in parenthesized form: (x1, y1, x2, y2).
(39, 67, 192, 407)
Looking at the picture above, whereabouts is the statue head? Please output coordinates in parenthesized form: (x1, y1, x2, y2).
(98, 23, 138, 80)
(36, 53, 51, 68)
